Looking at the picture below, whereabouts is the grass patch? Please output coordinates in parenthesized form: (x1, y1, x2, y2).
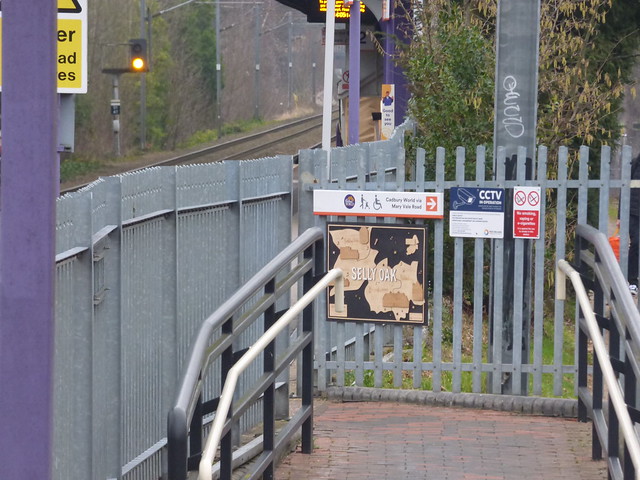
(60, 155, 102, 183)
(178, 118, 270, 149)
(339, 296, 580, 398)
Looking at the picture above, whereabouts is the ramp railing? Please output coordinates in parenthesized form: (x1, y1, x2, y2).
(198, 267, 344, 480)
(557, 223, 640, 480)
(167, 227, 329, 480)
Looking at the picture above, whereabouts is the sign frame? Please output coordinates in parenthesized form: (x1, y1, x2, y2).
(326, 222, 428, 325)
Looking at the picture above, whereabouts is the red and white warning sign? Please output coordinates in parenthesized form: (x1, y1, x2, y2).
(513, 186, 541, 239)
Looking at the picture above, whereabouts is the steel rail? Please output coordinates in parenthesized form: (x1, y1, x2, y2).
(59, 113, 324, 195)
(151, 113, 323, 166)
(197, 268, 345, 480)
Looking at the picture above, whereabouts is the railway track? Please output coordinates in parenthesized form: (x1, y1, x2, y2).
(147, 113, 324, 166)
(60, 113, 328, 194)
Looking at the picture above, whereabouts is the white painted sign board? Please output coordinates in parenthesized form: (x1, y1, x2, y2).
(314, 190, 443, 219)
(449, 187, 505, 238)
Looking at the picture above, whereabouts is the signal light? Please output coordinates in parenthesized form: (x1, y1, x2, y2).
(129, 38, 148, 73)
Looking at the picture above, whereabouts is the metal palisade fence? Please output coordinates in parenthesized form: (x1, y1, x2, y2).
(54, 158, 292, 480)
(297, 125, 634, 398)
(52, 122, 634, 479)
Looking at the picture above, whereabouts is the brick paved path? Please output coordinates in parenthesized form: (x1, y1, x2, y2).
(275, 400, 607, 480)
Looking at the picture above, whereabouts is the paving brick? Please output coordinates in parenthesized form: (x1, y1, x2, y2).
(275, 397, 608, 480)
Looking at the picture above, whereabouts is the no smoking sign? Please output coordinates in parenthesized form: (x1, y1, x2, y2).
(513, 186, 541, 239)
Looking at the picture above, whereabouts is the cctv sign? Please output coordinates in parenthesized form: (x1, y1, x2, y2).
(449, 187, 505, 238)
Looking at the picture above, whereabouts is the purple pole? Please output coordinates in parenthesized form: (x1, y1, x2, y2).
(383, 16, 393, 84)
(381, 2, 409, 126)
(391, 0, 409, 126)
(348, 1, 361, 144)
(0, 0, 58, 479)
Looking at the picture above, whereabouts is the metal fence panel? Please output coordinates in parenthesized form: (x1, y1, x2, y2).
(52, 127, 635, 479)
(54, 157, 293, 480)
(297, 123, 632, 399)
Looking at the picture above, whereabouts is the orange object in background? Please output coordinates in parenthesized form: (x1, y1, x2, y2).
(609, 227, 620, 260)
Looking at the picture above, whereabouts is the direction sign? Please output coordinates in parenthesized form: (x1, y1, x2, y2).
(0, 0, 87, 93)
(314, 190, 444, 219)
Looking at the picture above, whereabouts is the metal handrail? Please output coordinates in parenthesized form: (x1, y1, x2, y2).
(574, 224, 640, 350)
(167, 226, 326, 479)
(198, 268, 345, 480)
(556, 259, 640, 475)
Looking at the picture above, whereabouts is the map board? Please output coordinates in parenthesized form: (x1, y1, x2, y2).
(326, 222, 427, 325)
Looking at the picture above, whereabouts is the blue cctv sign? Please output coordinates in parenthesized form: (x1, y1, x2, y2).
(449, 187, 505, 239)
(450, 187, 504, 212)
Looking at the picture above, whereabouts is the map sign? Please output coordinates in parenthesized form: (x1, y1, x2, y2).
(326, 222, 427, 325)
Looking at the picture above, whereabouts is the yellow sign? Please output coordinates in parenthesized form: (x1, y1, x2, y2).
(58, 0, 82, 13)
(0, 0, 87, 93)
(319, 0, 365, 20)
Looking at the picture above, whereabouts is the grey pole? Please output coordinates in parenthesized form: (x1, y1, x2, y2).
(288, 12, 292, 110)
(113, 74, 122, 157)
(140, 0, 147, 149)
(254, 3, 261, 120)
(0, 0, 58, 478)
(216, 0, 222, 133)
(312, 60, 316, 106)
(348, 0, 361, 144)
(490, 0, 540, 395)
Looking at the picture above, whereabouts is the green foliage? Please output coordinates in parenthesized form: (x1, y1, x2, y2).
(179, 129, 219, 148)
(145, 16, 174, 149)
(59, 155, 101, 183)
(180, 4, 218, 99)
(177, 118, 268, 149)
(399, 1, 494, 169)
(220, 118, 266, 136)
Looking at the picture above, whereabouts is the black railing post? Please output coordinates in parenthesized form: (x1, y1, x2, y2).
(263, 278, 277, 480)
(624, 336, 636, 479)
(220, 317, 234, 480)
(608, 324, 621, 465)
(301, 241, 319, 454)
(576, 233, 589, 423)
(188, 393, 203, 466)
(577, 323, 588, 422)
(167, 407, 188, 480)
(591, 249, 606, 463)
